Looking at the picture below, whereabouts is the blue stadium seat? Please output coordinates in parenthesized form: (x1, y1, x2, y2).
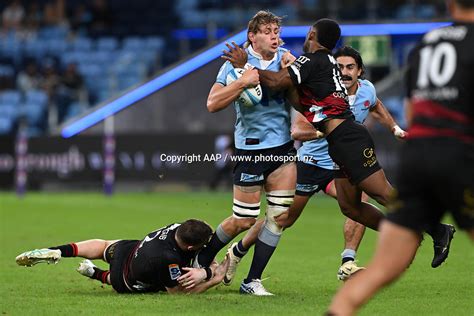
(78, 63, 104, 78)
(0, 116, 13, 135)
(25, 90, 48, 106)
(0, 102, 18, 120)
(20, 102, 47, 127)
(122, 37, 147, 51)
(71, 37, 94, 51)
(45, 39, 68, 55)
(23, 39, 49, 59)
(117, 74, 142, 90)
(90, 51, 116, 65)
(38, 26, 68, 40)
(0, 64, 15, 78)
(145, 36, 165, 51)
(0, 33, 22, 59)
(64, 101, 86, 121)
(96, 37, 119, 51)
(0, 90, 22, 104)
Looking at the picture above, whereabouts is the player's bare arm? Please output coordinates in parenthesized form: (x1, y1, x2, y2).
(258, 68, 294, 91)
(291, 112, 324, 141)
(171, 255, 229, 294)
(221, 41, 248, 68)
(370, 98, 407, 139)
(222, 41, 294, 91)
(206, 69, 260, 113)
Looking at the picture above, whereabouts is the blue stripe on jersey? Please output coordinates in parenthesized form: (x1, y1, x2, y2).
(215, 47, 292, 150)
(298, 79, 377, 169)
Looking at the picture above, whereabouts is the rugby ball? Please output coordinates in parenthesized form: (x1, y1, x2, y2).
(226, 68, 262, 107)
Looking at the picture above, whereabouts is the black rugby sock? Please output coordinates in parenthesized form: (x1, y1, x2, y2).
(49, 243, 78, 257)
(91, 268, 110, 284)
(426, 223, 445, 241)
(233, 240, 249, 258)
(197, 233, 227, 267)
(244, 240, 276, 283)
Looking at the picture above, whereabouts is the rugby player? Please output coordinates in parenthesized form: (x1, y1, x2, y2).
(222, 18, 455, 272)
(328, 0, 474, 313)
(223, 46, 409, 284)
(199, 10, 296, 295)
(16, 219, 228, 294)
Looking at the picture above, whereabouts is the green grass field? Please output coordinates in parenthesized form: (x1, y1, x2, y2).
(1, 192, 472, 315)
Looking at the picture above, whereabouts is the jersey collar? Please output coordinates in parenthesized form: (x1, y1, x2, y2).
(248, 44, 278, 63)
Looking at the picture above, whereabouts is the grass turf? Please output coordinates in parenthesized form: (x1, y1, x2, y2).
(1, 192, 472, 315)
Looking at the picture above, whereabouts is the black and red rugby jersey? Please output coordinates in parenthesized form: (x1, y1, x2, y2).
(406, 22, 474, 143)
(287, 50, 352, 126)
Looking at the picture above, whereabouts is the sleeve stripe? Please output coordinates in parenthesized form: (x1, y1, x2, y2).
(289, 64, 301, 84)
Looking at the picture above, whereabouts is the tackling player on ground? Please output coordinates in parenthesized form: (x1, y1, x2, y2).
(328, 0, 474, 314)
(16, 219, 229, 294)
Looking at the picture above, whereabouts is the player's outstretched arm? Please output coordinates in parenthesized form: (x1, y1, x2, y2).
(369, 98, 407, 139)
(291, 111, 325, 141)
(207, 68, 260, 113)
(169, 255, 230, 294)
(258, 68, 294, 91)
(222, 42, 294, 91)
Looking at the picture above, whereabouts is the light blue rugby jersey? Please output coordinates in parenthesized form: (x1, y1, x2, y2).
(215, 46, 292, 150)
(298, 79, 377, 170)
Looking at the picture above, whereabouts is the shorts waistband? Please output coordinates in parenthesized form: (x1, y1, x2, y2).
(325, 119, 353, 143)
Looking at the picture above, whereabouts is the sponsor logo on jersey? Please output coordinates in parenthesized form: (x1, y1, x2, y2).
(240, 173, 264, 182)
(363, 148, 374, 158)
(168, 264, 181, 280)
(364, 100, 370, 108)
(296, 183, 319, 193)
(363, 147, 377, 167)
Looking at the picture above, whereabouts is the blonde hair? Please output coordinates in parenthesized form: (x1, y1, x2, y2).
(244, 10, 284, 48)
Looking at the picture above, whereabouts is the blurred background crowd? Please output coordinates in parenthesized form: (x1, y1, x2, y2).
(0, 0, 450, 137)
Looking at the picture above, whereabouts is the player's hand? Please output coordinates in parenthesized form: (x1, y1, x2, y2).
(281, 51, 296, 68)
(222, 41, 248, 68)
(392, 125, 408, 140)
(315, 130, 325, 139)
(178, 267, 207, 289)
(274, 210, 297, 228)
(212, 254, 230, 282)
(240, 68, 260, 88)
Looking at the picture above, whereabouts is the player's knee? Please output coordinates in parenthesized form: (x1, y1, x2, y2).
(231, 217, 257, 231)
(338, 199, 361, 218)
(265, 190, 294, 234)
(232, 198, 259, 231)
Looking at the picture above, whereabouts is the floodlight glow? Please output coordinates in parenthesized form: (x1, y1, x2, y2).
(62, 22, 451, 138)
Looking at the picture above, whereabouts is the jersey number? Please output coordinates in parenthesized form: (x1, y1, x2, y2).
(416, 43, 457, 88)
(328, 55, 344, 92)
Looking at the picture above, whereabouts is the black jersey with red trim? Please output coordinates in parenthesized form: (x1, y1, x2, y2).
(406, 22, 474, 143)
(287, 50, 352, 127)
(126, 223, 195, 292)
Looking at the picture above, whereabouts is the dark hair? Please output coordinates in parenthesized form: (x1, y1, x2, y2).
(245, 10, 284, 48)
(334, 46, 365, 78)
(176, 219, 213, 248)
(313, 18, 341, 50)
(455, 0, 474, 8)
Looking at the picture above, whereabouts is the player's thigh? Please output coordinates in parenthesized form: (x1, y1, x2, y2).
(233, 184, 262, 204)
(335, 177, 363, 209)
(265, 162, 296, 192)
(357, 169, 393, 206)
